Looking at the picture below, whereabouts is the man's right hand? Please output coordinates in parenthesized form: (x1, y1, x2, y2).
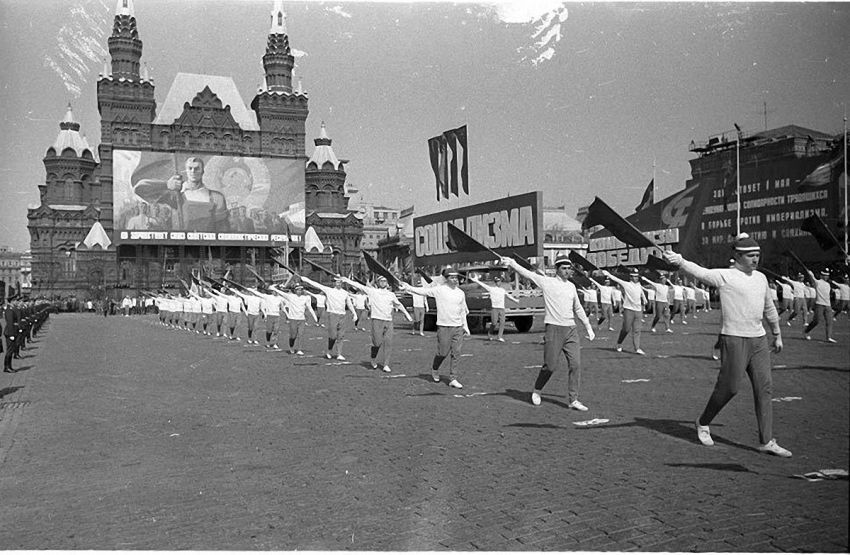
(167, 175, 183, 191)
(663, 250, 683, 267)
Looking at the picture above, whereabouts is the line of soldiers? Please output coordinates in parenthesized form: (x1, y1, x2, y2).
(2, 298, 53, 373)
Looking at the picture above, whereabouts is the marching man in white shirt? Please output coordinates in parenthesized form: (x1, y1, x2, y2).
(501, 254, 595, 410)
(409, 276, 430, 336)
(301, 275, 357, 360)
(272, 283, 317, 355)
(663, 233, 791, 458)
(342, 275, 411, 372)
(469, 274, 519, 342)
(401, 268, 470, 388)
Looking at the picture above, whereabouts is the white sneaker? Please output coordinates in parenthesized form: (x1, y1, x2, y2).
(616, 345, 623, 352)
(419, 332, 425, 337)
(448, 379, 463, 389)
(487, 336, 493, 341)
(432, 374, 440, 383)
(296, 351, 304, 356)
(827, 338, 837, 343)
(326, 353, 333, 359)
(531, 391, 541, 406)
(712, 351, 720, 361)
(696, 422, 714, 446)
(382, 365, 392, 373)
(272, 344, 279, 350)
(758, 439, 792, 458)
(371, 360, 378, 369)
(805, 335, 811, 341)
(569, 400, 588, 411)
(651, 328, 657, 333)
(608, 327, 615, 331)
(666, 329, 674, 334)
(336, 354, 346, 361)
(635, 349, 646, 356)
(497, 337, 505, 342)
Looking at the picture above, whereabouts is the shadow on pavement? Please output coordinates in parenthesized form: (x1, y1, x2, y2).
(0, 385, 24, 398)
(5, 365, 33, 374)
(670, 354, 719, 361)
(665, 462, 755, 473)
(576, 417, 760, 454)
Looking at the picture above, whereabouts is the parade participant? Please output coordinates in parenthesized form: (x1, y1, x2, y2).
(230, 288, 262, 345)
(777, 279, 794, 316)
(684, 281, 697, 320)
(221, 288, 243, 340)
(469, 275, 519, 342)
(588, 276, 616, 331)
(642, 274, 672, 332)
(199, 292, 215, 335)
(121, 295, 132, 317)
(306, 291, 327, 327)
(668, 276, 687, 325)
(352, 291, 369, 331)
(780, 273, 809, 326)
(342, 275, 412, 372)
(255, 287, 285, 350)
(581, 286, 598, 326)
(768, 281, 780, 312)
(611, 285, 623, 314)
(803, 268, 837, 343)
(502, 254, 595, 409)
(831, 274, 850, 319)
(642, 283, 655, 316)
(804, 281, 816, 313)
(272, 283, 317, 355)
(208, 289, 229, 337)
(301, 275, 357, 360)
(401, 268, 470, 388)
(663, 233, 791, 457)
(409, 276, 430, 336)
(603, 268, 647, 355)
(188, 293, 202, 333)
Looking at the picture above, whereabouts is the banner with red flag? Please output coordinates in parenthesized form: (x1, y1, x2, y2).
(635, 178, 654, 213)
(445, 222, 496, 256)
(567, 250, 598, 273)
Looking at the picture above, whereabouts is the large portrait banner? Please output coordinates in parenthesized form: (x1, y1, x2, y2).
(113, 150, 305, 245)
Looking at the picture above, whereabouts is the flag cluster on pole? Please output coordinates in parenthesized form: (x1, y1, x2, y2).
(428, 125, 468, 201)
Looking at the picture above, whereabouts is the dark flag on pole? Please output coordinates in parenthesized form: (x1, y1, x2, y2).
(445, 222, 495, 256)
(645, 253, 679, 273)
(362, 251, 400, 290)
(511, 251, 539, 273)
(567, 250, 598, 273)
(801, 213, 841, 251)
(582, 197, 656, 249)
(635, 178, 654, 213)
(430, 125, 469, 201)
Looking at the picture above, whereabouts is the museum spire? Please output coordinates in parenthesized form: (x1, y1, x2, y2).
(262, 0, 295, 92)
(109, 0, 143, 79)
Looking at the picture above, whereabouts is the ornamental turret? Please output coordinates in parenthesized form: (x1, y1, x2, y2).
(306, 122, 349, 213)
(108, 0, 142, 80)
(41, 104, 99, 206)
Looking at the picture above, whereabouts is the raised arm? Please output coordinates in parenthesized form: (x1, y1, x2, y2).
(603, 270, 627, 287)
(300, 275, 331, 295)
(500, 257, 543, 288)
(340, 276, 369, 294)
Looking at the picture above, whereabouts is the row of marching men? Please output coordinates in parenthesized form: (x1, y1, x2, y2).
(147, 272, 414, 373)
(2, 298, 53, 373)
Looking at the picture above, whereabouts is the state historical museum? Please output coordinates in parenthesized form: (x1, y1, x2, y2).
(27, 0, 363, 298)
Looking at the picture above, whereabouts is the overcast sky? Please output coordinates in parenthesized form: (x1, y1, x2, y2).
(1, 0, 848, 252)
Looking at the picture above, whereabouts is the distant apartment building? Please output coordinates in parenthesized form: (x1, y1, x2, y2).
(0, 246, 24, 299)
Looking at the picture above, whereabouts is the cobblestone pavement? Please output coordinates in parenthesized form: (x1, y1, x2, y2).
(0, 310, 847, 550)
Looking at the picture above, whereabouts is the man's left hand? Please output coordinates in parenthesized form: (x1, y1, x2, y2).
(773, 336, 783, 353)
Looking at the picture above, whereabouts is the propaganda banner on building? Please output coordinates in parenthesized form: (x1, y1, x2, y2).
(588, 145, 845, 270)
(112, 149, 305, 245)
(413, 191, 543, 266)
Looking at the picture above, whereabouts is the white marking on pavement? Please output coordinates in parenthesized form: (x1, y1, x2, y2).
(523, 365, 542, 368)
(772, 396, 802, 402)
(622, 379, 650, 383)
(573, 418, 610, 426)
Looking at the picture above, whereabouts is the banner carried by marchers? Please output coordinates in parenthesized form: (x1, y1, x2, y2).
(428, 125, 468, 201)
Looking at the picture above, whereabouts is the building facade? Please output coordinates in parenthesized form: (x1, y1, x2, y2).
(27, 0, 362, 297)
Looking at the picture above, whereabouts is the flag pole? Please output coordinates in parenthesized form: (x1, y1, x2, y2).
(652, 156, 656, 195)
(734, 123, 742, 236)
(844, 105, 850, 263)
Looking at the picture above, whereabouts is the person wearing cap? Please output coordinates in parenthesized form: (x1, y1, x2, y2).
(352, 290, 369, 331)
(803, 268, 837, 343)
(409, 276, 430, 336)
(401, 269, 470, 388)
(641, 273, 673, 333)
(3, 298, 18, 372)
(342, 274, 411, 372)
(663, 233, 791, 458)
(501, 254, 595, 410)
(469, 274, 519, 342)
(272, 283, 317, 355)
(602, 268, 647, 355)
(588, 275, 616, 331)
(830, 274, 850, 319)
(301, 274, 357, 360)
(779, 272, 809, 327)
